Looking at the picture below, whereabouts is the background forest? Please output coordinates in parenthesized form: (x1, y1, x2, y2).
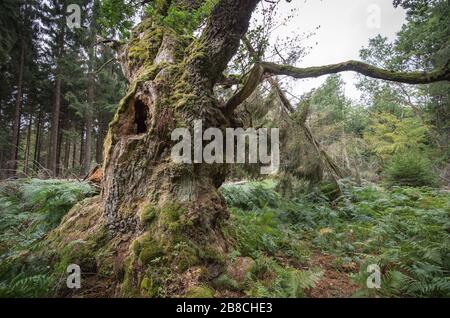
(0, 0, 449, 298)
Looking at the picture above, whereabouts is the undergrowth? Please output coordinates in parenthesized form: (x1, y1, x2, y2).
(221, 180, 450, 297)
(0, 178, 448, 297)
(0, 178, 95, 297)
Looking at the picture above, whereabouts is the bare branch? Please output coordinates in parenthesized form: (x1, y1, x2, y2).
(94, 57, 117, 74)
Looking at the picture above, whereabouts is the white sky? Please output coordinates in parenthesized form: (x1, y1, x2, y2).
(257, 0, 407, 101)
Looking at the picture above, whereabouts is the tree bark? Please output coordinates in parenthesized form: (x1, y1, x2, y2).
(56, 115, 64, 176)
(96, 121, 105, 164)
(102, 0, 259, 236)
(225, 60, 450, 114)
(79, 126, 84, 169)
(82, 72, 95, 176)
(49, 21, 65, 177)
(23, 112, 32, 176)
(72, 139, 77, 169)
(90, 0, 259, 295)
(33, 111, 42, 174)
(83, 21, 97, 176)
(9, 36, 25, 178)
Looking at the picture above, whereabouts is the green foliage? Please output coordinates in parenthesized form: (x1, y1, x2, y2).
(310, 75, 350, 125)
(145, 0, 218, 34)
(245, 256, 322, 298)
(337, 185, 450, 297)
(20, 179, 95, 228)
(220, 180, 280, 211)
(384, 151, 438, 187)
(0, 273, 55, 298)
(97, 0, 135, 38)
(364, 112, 430, 160)
(0, 179, 95, 297)
(185, 285, 215, 298)
(222, 180, 450, 297)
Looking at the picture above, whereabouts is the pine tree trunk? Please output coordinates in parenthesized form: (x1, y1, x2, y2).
(56, 117, 63, 176)
(79, 126, 84, 169)
(33, 111, 42, 174)
(23, 112, 32, 176)
(64, 136, 70, 173)
(82, 73, 94, 176)
(72, 139, 77, 169)
(96, 125, 104, 164)
(9, 36, 25, 177)
(49, 23, 65, 177)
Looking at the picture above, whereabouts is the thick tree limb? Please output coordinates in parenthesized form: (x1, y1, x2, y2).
(224, 60, 450, 114)
(192, 0, 260, 87)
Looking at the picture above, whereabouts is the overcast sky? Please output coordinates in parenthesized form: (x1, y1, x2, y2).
(255, 0, 407, 101)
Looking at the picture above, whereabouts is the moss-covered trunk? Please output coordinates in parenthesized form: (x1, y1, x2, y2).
(103, 20, 230, 239)
(101, 21, 231, 296)
(47, 1, 259, 297)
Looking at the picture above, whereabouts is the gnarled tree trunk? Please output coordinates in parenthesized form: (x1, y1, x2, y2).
(103, 1, 257, 241)
(49, 0, 259, 298)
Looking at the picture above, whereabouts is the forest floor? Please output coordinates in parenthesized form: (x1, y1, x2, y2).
(0, 178, 449, 297)
(305, 253, 358, 297)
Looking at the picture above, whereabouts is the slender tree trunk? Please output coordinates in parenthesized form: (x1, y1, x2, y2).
(79, 126, 84, 169)
(0, 144, 4, 179)
(82, 72, 95, 175)
(49, 22, 65, 176)
(96, 118, 106, 164)
(64, 136, 70, 172)
(33, 111, 42, 174)
(56, 118, 63, 176)
(9, 36, 25, 177)
(23, 112, 33, 176)
(72, 139, 77, 169)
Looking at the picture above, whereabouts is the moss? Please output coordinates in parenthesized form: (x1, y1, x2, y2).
(139, 244, 164, 265)
(198, 245, 226, 265)
(171, 241, 200, 272)
(140, 204, 159, 226)
(57, 241, 97, 273)
(139, 276, 159, 297)
(138, 63, 165, 82)
(121, 257, 141, 297)
(212, 274, 241, 291)
(128, 25, 164, 62)
(185, 285, 215, 298)
(159, 202, 190, 234)
(140, 277, 151, 290)
(133, 236, 164, 265)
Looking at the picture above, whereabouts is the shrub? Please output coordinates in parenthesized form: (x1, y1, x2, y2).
(384, 151, 437, 187)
